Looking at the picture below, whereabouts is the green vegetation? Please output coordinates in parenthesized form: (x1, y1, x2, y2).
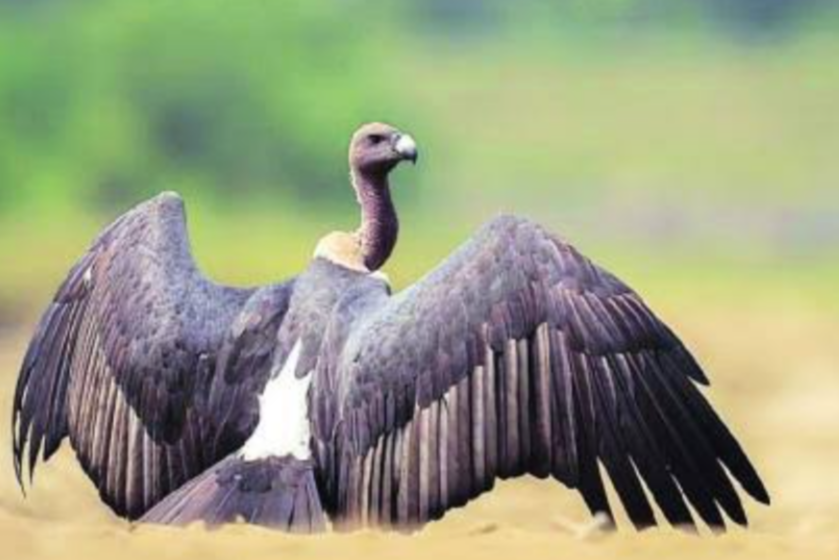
(0, 0, 837, 318)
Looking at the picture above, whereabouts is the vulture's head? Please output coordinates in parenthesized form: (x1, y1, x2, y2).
(349, 122, 418, 178)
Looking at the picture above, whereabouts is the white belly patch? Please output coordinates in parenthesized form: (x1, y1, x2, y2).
(239, 340, 313, 461)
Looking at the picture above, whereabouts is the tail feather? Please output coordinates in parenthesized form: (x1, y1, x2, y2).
(141, 455, 327, 532)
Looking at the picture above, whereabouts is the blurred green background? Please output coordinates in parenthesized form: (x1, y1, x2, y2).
(0, 0, 837, 316)
(1, 2, 839, 558)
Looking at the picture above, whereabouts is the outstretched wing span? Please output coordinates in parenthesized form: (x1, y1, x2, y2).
(12, 192, 294, 519)
(323, 215, 769, 531)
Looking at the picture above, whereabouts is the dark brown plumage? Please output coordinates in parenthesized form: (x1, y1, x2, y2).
(314, 216, 769, 531)
(11, 122, 768, 533)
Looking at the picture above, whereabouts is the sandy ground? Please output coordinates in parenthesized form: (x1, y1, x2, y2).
(1, 298, 838, 560)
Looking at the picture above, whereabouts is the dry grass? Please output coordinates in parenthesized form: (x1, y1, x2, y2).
(1, 296, 838, 560)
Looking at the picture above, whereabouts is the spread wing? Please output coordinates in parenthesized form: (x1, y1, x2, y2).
(12, 192, 294, 519)
(321, 215, 769, 531)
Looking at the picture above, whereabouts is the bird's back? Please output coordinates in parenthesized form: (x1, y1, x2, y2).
(142, 257, 391, 529)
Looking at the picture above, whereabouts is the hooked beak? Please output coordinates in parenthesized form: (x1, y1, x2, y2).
(393, 133, 418, 164)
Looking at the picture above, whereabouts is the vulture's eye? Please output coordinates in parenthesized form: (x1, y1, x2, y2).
(368, 134, 385, 145)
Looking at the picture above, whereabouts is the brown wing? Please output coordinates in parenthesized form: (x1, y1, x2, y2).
(317, 215, 769, 531)
(12, 192, 294, 519)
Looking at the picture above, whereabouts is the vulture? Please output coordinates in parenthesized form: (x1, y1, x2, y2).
(12, 122, 769, 533)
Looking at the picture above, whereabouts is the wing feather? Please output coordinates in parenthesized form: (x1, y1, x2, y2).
(321, 215, 768, 531)
(12, 192, 294, 518)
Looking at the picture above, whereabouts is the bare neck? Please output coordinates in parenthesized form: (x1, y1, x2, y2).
(352, 169, 398, 271)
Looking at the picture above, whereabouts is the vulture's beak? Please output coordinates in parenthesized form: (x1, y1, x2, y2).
(394, 134, 418, 164)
